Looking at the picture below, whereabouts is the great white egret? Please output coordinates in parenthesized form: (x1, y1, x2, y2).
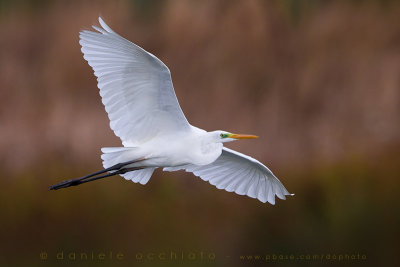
(50, 17, 293, 205)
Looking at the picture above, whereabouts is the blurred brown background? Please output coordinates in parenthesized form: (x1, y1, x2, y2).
(0, 0, 399, 266)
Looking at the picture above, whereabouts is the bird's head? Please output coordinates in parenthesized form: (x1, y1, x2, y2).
(212, 130, 258, 143)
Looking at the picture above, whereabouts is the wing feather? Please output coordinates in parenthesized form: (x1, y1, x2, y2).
(164, 147, 293, 204)
(80, 17, 190, 146)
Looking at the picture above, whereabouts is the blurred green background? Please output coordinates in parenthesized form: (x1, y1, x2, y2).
(0, 0, 399, 266)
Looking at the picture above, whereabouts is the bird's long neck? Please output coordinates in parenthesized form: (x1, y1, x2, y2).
(204, 131, 220, 144)
(200, 132, 223, 153)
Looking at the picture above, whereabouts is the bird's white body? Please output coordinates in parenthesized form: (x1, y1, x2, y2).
(105, 126, 222, 168)
(76, 17, 293, 204)
(143, 126, 223, 167)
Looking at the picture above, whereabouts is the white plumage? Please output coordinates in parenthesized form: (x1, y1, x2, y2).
(80, 18, 190, 147)
(164, 147, 292, 205)
(59, 17, 294, 205)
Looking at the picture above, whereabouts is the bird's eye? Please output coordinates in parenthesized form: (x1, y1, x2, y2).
(220, 133, 225, 138)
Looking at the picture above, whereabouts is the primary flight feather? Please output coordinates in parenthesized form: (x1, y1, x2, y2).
(50, 17, 293, 205)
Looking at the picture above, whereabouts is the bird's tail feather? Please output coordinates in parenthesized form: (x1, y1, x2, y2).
(101, 147, 155, 185)
(101, 147, 138, 168)
(120, 168, 155, 185)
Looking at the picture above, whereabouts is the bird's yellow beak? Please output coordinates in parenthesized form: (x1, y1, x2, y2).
(229, 133, 259, 139)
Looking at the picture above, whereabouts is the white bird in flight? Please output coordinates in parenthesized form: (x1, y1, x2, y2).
(50, 17, 293, 205)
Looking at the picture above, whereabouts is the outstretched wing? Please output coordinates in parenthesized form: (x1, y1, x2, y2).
(79, 17, 190, 146)
(164, 147, 293, 204)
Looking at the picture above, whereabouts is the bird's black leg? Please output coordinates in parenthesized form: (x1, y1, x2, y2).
(49, 159, 145, 190)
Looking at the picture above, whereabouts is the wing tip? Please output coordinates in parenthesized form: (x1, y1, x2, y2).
(79, 17, 116, 36)
(92, 25, 107, 34)
(98, 17, 115, 33)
